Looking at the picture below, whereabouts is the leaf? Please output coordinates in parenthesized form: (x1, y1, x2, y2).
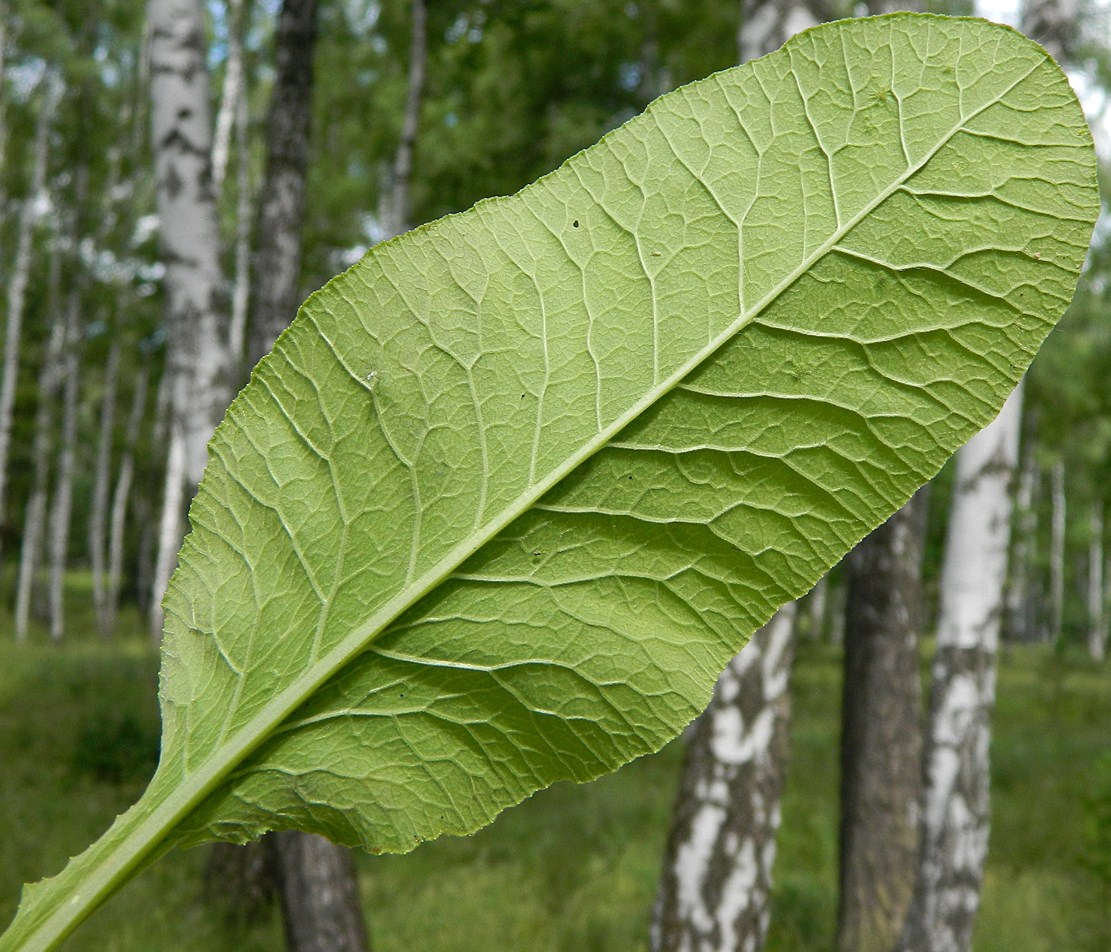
(2, 13, 1096, 950)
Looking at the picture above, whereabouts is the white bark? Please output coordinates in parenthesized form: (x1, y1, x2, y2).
(0, 78, 58, 544)
(47, 289, 82, 643)
(1089, 500, 1105, 661)
(653, 604, 799, 952)
(805, 574, 827, 640)
(382, 0, 426, 239)
(228, 72, 252, 365)
(899, 384, 1024, 952)
(147, 0, 231, 633)
(150, 425, 188, 638)
(106, 360, 150, 635)
(1050, 459, 1066, 641)
(212, 0, 246, 197)
(15, 258, 65, 642)
(90, 329, 121, 634)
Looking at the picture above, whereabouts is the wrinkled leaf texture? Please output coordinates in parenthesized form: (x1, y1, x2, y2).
(4, 13, 1097, 950)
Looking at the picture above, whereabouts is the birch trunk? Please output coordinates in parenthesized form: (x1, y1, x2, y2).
(1004, 436, 1040, 642)
(1089, 500, 1105, 661)
(652, 7, 818, 948)
(381, 0, 426, 240)
(90, 329, 121, 635)
(212, 0, 246, 197)
(804, 574, 828, 640)
(47, 289, 82, 643)
(0, 79, 57, 548)
(246, 0, 320, 366)
(898, 384, 1024, 952)
(228, 72, 252, 365)
(837, 490, 927, 952)
(15, 248, 65, 642)
(216, 2, 371, 946)
(1050, 459, 1066, 641)
(105, 358, 150, 634)
(147, 0, 231, 634)
(652, 605, 799, 952)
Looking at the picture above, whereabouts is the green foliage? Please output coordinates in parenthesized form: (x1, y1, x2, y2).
(0, 14, 1097, 951)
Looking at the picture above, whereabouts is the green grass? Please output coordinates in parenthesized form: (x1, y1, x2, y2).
(1, 591, 1108, 950)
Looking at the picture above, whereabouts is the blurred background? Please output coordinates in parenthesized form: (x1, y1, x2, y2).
(0, 0, 1109, 950)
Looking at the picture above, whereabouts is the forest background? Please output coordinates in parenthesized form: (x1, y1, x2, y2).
(0, 0, 1109, 950)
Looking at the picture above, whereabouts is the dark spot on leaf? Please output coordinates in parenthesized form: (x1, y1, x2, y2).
(572, 220, 579, 228)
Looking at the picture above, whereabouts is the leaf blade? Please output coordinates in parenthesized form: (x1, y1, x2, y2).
(164, 14, 1094, 851)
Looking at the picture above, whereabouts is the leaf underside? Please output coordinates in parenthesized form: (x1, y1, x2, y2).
(167, 13, 1095, 853)
(8, 16, 1097, 944)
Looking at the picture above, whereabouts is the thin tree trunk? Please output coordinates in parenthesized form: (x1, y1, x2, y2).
(228, 70, 253, 365)
(90, 328, 121, 635)
(246, 0, 320, 366)
(212, 0, 246, 197)
(804, 574, 828, 641)
(1050, 458, 1066, 641)
(147, 0, 232, 634)
(0, 78, 57, 549)
(47, 288, 82, 643)
(150, 427, 187, 638)
(837, 489, 927, 952)
(219, 2, 370, 947)
(381, 0, 426, 240)
(1089, 500, 1105, 661)
(898, 384, 1024, 952)
(105, 358, 149, 633)
(1005, 434, 1039, 642)
(15, 246, 65, 642)
(652, 6, 818, 948)
(652, 605, 799, 952)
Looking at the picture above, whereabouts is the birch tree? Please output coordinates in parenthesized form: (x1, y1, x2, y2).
(0, 77, 57, 555)
(46, 284, 82, 642)
(105, 355, 149, 635)
(898, 386, 1024, 952)
(1089, 500, 1106, 660)
(651, 6, 818, 950)
(379, 0, 426, 241)
(147, 0, 232, 635)
(218, 1, 372, 946)
(837, 489, 927, 952)
(15, 245, 65, 642)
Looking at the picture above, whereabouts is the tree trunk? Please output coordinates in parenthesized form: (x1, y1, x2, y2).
(105, 358, 149, 634)
(47, 288, 82, 643)
(837, 490, 927, 952)
(15, 247, 65, 642)
(898, 385, 1024, 952)
(272, 832, 371, 952)
(228, 66, 253, 366)
(652, 604, 799, 952)
(381, 0, 426, 240)
(651, 7, 818, 949)
(1089, 500, 1105, 662)
(220, 2, 371, 947)
(212, 0, 246, 197)
(90, 328, 121, 635)
(1049, 458, 1066, 642)
(803, 574, 828, 640)
(246, 0, 320, 366)
(1004, 435, 1040, 642)
(0, 78, 57, 550)
(147, 0, 232, 634)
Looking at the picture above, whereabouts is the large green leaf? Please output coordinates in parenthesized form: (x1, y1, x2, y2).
(2, 13, 1096, 950)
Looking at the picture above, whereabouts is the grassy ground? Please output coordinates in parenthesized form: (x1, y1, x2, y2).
(1, 588, 1108, 950)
